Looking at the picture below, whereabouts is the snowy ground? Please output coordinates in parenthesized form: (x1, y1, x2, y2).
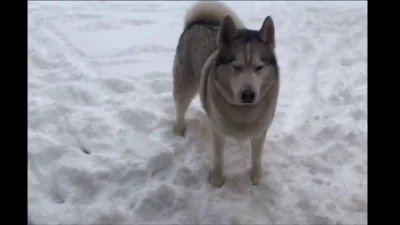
(28, 1, 367, 224)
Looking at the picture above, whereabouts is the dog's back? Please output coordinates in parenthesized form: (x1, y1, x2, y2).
(174, 1, 245, 79)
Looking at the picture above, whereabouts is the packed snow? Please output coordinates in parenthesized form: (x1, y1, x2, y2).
(28, 1, 367, 224)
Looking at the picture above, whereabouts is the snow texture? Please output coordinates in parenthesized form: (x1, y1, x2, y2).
(28, 1, 367, 224)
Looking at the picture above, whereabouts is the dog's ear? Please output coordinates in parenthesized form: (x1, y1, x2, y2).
(259, 16, 275, 49)
(218, 15, 236, 46)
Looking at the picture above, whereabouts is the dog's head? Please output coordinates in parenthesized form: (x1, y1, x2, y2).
(213, 16, 279, 106)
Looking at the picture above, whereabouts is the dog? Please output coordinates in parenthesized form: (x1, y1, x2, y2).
(172, 1, 279, 187)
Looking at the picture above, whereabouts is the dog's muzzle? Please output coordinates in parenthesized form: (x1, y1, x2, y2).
(240, 88, 256, 104)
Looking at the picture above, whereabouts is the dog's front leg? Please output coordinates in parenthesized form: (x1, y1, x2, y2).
(209, 129, 226, 188)
(250, 131, 267, 185)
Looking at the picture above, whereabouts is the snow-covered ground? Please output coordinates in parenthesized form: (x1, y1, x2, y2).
(28, 1, 367, 224)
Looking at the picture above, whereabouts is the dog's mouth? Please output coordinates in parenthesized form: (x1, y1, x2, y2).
(214, 81, 260, 107)
(234, 99, 259, 107)
(237, 101, 257, 106)
(236, 82, 277, 106)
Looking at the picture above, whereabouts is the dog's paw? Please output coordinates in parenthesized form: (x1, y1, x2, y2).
(173, 122, 186, 137)
(250, 167, 263, 186)
(209, 169, 226, 188)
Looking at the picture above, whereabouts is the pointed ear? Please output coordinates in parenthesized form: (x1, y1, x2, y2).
(259, 16, 275, 49)
(217, 15, 237, 46)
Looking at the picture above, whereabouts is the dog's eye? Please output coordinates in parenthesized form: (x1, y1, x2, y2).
(255, 65, 264, 71)
(232, 65, 242, 71)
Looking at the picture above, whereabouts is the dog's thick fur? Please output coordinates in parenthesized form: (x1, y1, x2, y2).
(172, 1, 279, 187)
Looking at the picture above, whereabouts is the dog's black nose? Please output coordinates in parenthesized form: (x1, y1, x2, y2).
(240, 89, 255, 103)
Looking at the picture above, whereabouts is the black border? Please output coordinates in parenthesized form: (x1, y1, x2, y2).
(7, 0, 28, 224)
(366, 2, 371, 224)
(367, 0, 371, 222)
(25, 1, 29, 224)
(368, 0, 392, 223)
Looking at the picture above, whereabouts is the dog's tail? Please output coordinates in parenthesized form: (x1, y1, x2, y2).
(184, 1, 245, 29)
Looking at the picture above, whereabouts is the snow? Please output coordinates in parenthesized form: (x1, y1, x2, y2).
(28, 1, 367, 224)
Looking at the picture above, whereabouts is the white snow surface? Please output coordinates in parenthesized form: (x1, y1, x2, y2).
(28, 1, 367, 224)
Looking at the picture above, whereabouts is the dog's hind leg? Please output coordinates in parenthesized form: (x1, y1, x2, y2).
(172, 56, 199, 136)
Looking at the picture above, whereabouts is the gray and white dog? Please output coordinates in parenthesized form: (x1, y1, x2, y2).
(172, 1, 279, 187)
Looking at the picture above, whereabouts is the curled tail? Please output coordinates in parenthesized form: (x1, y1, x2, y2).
(184, 1, 245, 29)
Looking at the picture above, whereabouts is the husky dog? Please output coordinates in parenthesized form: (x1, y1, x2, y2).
(172, 1, 279, 187)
